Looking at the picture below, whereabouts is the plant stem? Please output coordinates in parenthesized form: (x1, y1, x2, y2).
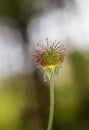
(47, 77, 54, 130)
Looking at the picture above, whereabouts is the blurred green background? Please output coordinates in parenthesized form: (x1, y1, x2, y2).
(0, 0, 89, 130)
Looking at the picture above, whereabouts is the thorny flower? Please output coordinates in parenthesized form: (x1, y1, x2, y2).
(33, 39, 66, 79)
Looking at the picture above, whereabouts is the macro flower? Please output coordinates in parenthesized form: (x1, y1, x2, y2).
(33, 39, 66, 69)
(32, 39, 66, 130)
(33, 39, 66, 80)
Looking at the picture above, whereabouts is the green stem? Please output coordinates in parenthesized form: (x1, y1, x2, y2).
(47, 77, 54, 130)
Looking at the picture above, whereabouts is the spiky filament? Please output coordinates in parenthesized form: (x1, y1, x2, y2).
(33, 39, 66, 68)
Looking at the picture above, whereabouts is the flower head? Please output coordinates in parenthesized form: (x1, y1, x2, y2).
(33, 39, 66, 80)
(33, 39, 66, 68)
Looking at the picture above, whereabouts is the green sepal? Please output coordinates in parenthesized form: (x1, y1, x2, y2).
(54, 65, 60, 78)
(44, 67, 52, 79)
(44, 65, 60, 80)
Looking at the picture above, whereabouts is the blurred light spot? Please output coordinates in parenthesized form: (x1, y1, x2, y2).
(0, 20, 33, 80)
(27, 0, 89, 50)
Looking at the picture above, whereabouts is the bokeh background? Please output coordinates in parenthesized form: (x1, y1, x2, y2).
(0, 0, 89, 130)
